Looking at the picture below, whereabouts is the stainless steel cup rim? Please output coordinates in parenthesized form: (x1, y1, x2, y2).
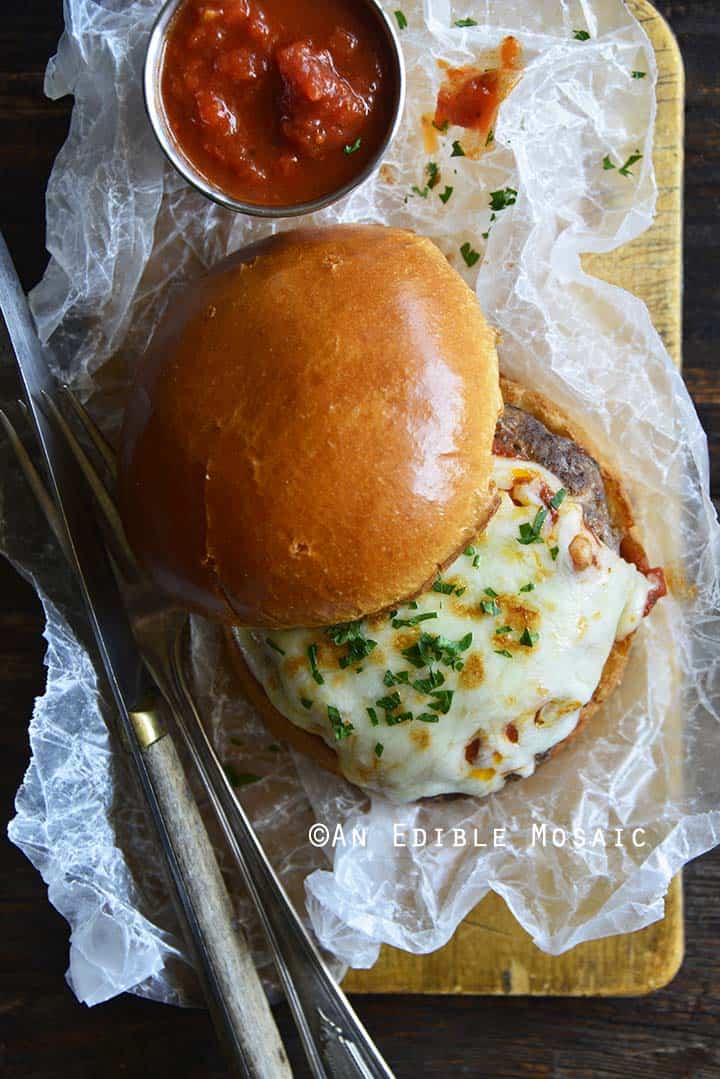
(143, 0, 406, 219)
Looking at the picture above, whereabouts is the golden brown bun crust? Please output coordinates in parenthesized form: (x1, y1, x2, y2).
(224, 376, 651, 787)
(118, 225, 502, 628)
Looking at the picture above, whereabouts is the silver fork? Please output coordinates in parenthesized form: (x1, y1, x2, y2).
(4, 386, 395, 1079)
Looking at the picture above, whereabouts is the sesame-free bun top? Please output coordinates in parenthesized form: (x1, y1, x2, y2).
(118, 225, 502, 628)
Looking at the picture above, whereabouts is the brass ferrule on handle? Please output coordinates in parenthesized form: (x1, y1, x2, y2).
(129, 705, 167, 749)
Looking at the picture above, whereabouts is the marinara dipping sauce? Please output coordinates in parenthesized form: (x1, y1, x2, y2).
(159, 0, 398, 208)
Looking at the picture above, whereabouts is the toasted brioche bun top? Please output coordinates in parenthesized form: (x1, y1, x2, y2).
(118, 225, 502, 628)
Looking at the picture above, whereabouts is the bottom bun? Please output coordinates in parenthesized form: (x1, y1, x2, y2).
(224, 376, 652, 793)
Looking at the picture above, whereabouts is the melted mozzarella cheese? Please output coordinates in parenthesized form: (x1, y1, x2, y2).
(235, 457, 651, 803)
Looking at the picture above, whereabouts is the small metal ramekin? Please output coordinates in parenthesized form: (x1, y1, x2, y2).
(143, 0, 406, 218)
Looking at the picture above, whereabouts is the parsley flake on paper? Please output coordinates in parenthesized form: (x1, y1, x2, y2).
(489, 187, 517, 211)
(619, 150, 643, 176)
(460, 242, 481, 267)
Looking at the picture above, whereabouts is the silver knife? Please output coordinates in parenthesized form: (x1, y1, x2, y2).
(0, 232, 291, 1079)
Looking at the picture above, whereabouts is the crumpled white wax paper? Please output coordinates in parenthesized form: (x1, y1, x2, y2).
(4, 0, 720, 1007)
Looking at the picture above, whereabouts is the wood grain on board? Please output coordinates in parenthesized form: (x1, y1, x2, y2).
(343, 0, 685, 997)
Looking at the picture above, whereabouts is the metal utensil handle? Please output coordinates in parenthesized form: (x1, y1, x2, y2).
(153, 649, 394, 1079)
(138, 713, 292, 1079)
(0, 232, 291, 1078)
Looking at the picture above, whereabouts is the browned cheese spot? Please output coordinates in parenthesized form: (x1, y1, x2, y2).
(393, 628, 421, 652)
(459, 651, 485, 689)
(411, 726, 431, 750)
(284, 655, 306, 677)
(497, 595, 541, 636)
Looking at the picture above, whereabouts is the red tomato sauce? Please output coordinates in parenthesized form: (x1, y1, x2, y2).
(435, 36, 521, 137)
(160, 0, 395, 207)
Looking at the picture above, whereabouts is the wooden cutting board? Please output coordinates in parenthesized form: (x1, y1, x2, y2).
(344, 0, 684, 997)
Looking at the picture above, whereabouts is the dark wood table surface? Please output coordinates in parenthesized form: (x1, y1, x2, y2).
(1, 2, 718, 1076)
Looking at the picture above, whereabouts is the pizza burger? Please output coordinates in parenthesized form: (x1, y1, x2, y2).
(118, 224, 665, 803)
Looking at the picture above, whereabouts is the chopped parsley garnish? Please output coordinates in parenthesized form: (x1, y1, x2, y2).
(439, 185, 454, 204)
(619, 150, 643, 176)
(517, 507, 548, 545)
(454, 17, 478, 26)
(412, 184, 429, 198)
(455, 586, 466, 597)
(394, 10, 407, 29)
(433, 118, 449, 133)
(326, 621, 361, 645)
(344, 137, 362, 155)
(416, 712, 440, 723)
(384, 669, 410, 686)
(573, 29, 591, 40)
(519, 582, 535, 593)
(550, 545, 560, 561)
(486, 129, 495, 146)
(386, 711, 413, 726)
(412, 669, 445, 694)
(603, 154, 616, 170)
(460, 242, 480, 267)
(429, 688, 454, 714)
(631, 70, 646, 78)
(376, 692, 402, 713)
(495, 625, 512, 636)
(392, 611, 438, 628)
(265, 637, 285, 655)
(464, 545, 476, 557)
(494, 648, 513, 659)
(327, 620, 377, 668)
(481, 598, 501, 616)
(367, 706, 379, 727)
(484, 587, 498, 597)
(432, 578, 458, 595)
(224, 765, 261, 788)
(388, 608, 398, 620)
(549, 488, 566, 509)
(489, 187, 517, 211)
(426, 161, 440, 189)
(307, 643, 324, 685)
(328, 705, 354, 741)
(375, 742, 385, 757)
(451, 139, 466, 157)
(519, 628, 539, 647)
(408, 600, 419, 609)
(300, 698, 313, 710)
(402, 631, 472, 671)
